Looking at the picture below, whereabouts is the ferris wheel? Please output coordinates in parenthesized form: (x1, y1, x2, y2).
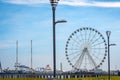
(65, 27, 107, 70)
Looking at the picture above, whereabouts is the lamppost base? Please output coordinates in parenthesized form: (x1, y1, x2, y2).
(47, 78, 56, 80)
(53, 78, 56, 80)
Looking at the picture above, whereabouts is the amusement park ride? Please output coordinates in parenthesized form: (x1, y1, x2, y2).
(65, 27, 107, 71)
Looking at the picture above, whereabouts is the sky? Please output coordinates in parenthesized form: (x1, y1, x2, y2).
(0, 0, 120, 71)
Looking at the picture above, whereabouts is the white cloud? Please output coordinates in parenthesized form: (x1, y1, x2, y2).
(93, 2, 120, 8)
(1, 0, 49, 5)
(1, 0, 120, 7)
(60, 1, 120, 8)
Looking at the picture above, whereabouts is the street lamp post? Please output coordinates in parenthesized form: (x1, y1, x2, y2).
(50, 0, 67, 79)
(106, 31, 111, 80)
(106, 31, 116, 80)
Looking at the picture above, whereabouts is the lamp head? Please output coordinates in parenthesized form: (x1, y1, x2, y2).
(50, 0, 60, 6)
(106, 31, 111, 37)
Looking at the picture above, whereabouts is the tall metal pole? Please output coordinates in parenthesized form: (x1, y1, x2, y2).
(31, 40, 33, 70)
(50, 0, 58, 78)
(106, 31, 116, 80)
(53, 6, 56, 78)
(106, 31, 111, 80)
(16, 40, 18, 72)
(50, 0, 67, 79)
(52, 4, 57, 79)
(108, 34, 110, 80)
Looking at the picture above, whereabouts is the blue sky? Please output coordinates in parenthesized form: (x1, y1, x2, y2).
(0, 0, 120, 71)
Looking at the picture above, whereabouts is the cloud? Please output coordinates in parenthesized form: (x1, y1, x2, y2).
(1, 0, 49, 5)
(1, 0, 120, 7)
(60, 0, 120, 8)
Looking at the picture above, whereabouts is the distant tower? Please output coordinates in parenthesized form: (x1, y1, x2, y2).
(0, 61, 2, 72)
(60, 63, 63, 72)
(15, 40, 18, 72)
(31, 40, 33, 71)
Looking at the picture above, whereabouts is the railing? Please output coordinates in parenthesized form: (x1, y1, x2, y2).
(0, 73, 102, 79)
